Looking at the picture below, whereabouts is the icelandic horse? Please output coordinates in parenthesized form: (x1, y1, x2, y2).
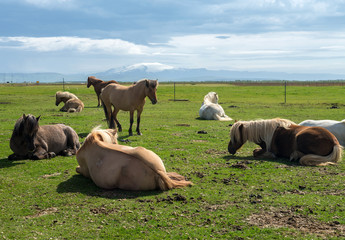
(228, 118, 342, 166)
(87, 76, 118, 107)
(199, 92, 232, 121)
(100, 79, 158, 136)
(76, 128, 192, 190)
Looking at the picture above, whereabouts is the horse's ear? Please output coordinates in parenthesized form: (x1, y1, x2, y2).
(145, 79, 149, 87)
(36, 115, 41, 122)
(23, 114, 26, 119)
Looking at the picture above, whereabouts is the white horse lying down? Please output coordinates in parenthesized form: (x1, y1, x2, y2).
(55, 91, 84, 113)
(299, 119, 345, 147)
(199, 92, 232, 121)
(76, 128, 193, 191)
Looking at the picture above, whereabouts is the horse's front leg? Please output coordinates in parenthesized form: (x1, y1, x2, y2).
(136, 109, 143, 135)
(129, 111, 134, 136)
(253, 148, 266, 157)
(253, 142, 267, 157)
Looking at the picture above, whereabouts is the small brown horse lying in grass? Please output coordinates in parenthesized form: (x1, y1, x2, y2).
(8, 114, 80, 160)
(76, 128, 192, 190)
(228, 118, 342, 166)
(55, 91, 84, 113)
(100, 79, 158, 136)
(87, 76, 118, 107)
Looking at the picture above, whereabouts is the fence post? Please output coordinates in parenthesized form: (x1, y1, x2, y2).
(174, 82, 176, 101)
(284, 80, 287, 104)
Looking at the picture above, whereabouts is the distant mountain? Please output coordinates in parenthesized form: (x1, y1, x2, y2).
(1, 63, 345, 83)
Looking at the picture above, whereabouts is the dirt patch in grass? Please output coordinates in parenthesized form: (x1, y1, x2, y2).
(247, 207, 345, 238)
(205, 149, 227, 155)
(25, 207, 59, 219)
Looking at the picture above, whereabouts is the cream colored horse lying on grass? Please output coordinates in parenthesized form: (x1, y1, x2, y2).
(76, 128, 193, 191)
(199, 92, 232, 121)
(55, 91, 84, 113)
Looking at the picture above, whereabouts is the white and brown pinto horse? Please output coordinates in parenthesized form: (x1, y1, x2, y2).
(87, 76, 118, 107)
(100, 79, 158, 136)
(299, 119, 345, 147)
(76, 128, 192, 191)
(199, 92, 232, 121)
(228, 118, 342, 166)
(55, 91, 84, 113)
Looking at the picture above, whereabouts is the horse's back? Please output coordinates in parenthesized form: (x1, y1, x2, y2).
(299, 119, 345, 146)
(86, 145, 159, 190)
(199, 103, 226, 120)
(273, 125, 338, 157)
(38, 124, 79, 152)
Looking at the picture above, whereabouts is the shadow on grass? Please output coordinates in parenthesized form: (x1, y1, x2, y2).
(0, 157, 25, 168)
(78, 132, 89, 138)
(57, 174, 163, 199)
(222, 154, 299, 166)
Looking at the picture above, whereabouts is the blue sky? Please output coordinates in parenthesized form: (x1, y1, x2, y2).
(1, 0, 345, 74)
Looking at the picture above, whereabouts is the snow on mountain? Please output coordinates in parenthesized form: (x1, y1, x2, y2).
(2, 62, 345, 83)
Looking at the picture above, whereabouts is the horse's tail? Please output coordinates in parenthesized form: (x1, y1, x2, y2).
(155, 171, 193, 190)
(214, 114, 233, 121)
(299, 144, 343, 166)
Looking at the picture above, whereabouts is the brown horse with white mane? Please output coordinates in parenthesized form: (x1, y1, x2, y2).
(228, 118, 342, 166)
(87, 76, 118, 107)
(100, 79, 158, 136)
(76, 128, 192, 190)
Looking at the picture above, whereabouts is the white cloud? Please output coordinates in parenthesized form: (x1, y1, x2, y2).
(125, 63, 174, 72)
(0, 36, 149, 55)
(24, 0, 76, 9)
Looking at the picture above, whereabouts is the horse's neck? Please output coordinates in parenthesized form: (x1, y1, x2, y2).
(131, 82, 147, 99)
(92, 79, 102, 86)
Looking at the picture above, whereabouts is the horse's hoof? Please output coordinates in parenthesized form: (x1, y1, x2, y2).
(129, 132, 133, 136)
(137, 132, 142, 136)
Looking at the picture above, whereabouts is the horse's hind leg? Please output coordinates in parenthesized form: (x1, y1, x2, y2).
(129, 111, 134, 136)
(112, 108, 121, 131)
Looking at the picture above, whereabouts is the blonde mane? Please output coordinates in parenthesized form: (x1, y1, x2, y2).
(203, 92, 218, 104)
(56, 91, 79, 102)
(230, 118, 295, 150)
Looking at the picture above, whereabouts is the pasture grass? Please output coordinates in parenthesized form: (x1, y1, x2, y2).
(1, 82, 345, 239)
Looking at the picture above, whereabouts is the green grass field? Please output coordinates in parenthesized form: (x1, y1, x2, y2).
(1, 82, 345, 239)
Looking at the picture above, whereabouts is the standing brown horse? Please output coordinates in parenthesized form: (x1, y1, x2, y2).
(8, 114, 80, 160)
(100, 79, 158, 136)
(228, 118, 342, 166)
(87, 76, 118, 107)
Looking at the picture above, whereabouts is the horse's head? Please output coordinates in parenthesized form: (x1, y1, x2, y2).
(87, 76, 94, 88)
(228, 122, 245, 154)
(22, 114, 40, 152)
(55, 91, 63, 106)
(144, 79, 158, 105)
(204, 92, 218, 104)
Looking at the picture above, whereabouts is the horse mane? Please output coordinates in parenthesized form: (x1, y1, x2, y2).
(203, 92, 218, 104)
(134, 79, 158, 88)
(82, 127, 117, 148)
(56, 91, 78, 100)
(13, 115, 25, 134)
(230, 118, 295, 149)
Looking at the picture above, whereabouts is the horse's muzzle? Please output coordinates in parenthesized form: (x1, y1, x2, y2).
(228, 142, 236, 155)
(151, 99, 157, 105)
